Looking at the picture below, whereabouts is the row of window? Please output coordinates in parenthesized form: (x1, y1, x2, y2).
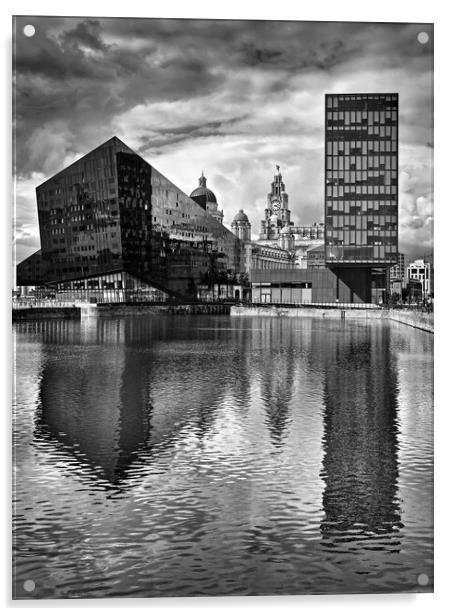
(326, 129, 397, 141)
(327, 185, 397, 197)
(327, 140, 397, 155)
(327, 214, 397, 225)
(327, 109, 397, 122)
(327, 95, 397, 110)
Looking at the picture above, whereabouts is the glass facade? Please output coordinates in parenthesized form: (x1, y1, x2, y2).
(53, 271, 168, 303)
(325, 94, 398, 265)
(23, 137, 245, 299)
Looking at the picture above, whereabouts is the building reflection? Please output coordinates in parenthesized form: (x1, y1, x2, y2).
(33, 317, 238, 489)
(319, 323, 402, 549)
(252, 318, 300, 448)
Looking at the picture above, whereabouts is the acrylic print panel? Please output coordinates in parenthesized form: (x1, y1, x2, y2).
(12, 16, 434, 599)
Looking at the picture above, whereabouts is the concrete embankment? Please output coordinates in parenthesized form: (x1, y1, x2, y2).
(12, 302, 231, 321)
(12, 303, 433, 333)
(385, 309, 434, 333)
(231, 305, 380, 320)
(95, 303, 231, 316)
(230, 305, 434, 333)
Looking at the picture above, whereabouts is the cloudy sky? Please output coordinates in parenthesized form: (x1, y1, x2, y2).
(13, 16, 433, 266)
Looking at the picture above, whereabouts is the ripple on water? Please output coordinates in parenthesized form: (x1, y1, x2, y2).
(12, 316, 433, 597)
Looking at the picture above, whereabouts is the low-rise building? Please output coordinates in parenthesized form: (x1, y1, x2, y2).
(406, 258, 432, 299)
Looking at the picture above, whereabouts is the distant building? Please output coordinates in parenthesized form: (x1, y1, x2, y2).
(406, 258, 432, 298)
(306, 244, 325, 269)
(231, 210, 251, 242)
(16, 137, 245, 302)
(230, 166, 324, 275)
(389, 252, 406, 298)
(257, 166, 324, 267)
(230, 209, 293, 273)
(390, 252, 405, 282)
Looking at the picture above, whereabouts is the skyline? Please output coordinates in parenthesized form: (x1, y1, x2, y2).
(13, 17, 433, 267)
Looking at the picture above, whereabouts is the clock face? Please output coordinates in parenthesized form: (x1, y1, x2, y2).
(271, 199, 281, 212)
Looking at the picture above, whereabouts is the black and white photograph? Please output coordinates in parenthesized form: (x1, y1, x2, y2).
(11, 9, 434, 602)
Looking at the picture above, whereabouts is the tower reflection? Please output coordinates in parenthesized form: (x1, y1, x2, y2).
(320, 323, 402, 550)
(252, 318, 300, 448)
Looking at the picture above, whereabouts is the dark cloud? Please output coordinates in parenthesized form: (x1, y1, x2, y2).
(13, 16, 433, 265)
(60, 19, 109, 51)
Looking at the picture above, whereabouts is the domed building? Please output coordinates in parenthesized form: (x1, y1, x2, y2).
(231, 208, 293, 273)
(190, 171, 224, 225)
(279, 224, 295, 251)
(231, 209, 251, 241)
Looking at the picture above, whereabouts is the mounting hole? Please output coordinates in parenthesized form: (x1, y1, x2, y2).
(23, 579, 35, 592)
(417, 573, 429, 586)
(417, 32, 429, 45)
(23, 24, 35, 37)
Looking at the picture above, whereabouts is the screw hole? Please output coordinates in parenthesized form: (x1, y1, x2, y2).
(417, 573, 429, 586)
(417, 32, 429, 45)
(23, 25, 35, 37)
(23, 579, 35, 592)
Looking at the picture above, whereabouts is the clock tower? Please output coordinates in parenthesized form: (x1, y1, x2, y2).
(259, 165, 292, 240)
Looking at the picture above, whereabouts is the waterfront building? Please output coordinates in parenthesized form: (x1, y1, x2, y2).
(406, 258, 432, 299)
(250, 268, 375, 305)
(16, 137, 245, 302)
(230, 166, 324, 275)
(230, 209, 293, 274)
(15, 249, 44, 288)
(325, 93, 399, 302)
(257, 166, 324, 267)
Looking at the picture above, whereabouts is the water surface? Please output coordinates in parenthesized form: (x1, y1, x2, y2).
(12, 315, 433, 598)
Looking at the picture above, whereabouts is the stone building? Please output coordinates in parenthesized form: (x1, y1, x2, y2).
(230, 166, 324, 272)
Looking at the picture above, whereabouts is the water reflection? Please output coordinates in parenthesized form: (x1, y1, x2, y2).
(13, 315, 433, 597)
(35, 344, 151, 486)
(320, 324, 402, 551)
(32, 317, 236, 489)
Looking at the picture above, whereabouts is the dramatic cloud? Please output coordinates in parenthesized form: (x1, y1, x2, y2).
(13, 16, 433, 267)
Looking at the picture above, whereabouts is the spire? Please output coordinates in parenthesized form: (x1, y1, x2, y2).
(199, 170, 207, 188)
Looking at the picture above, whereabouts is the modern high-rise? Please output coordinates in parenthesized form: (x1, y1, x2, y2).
(325, 93, 398, 301)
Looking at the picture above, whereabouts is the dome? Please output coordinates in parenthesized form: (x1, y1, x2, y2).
(190, 171, 217, 209)
(233, 209, 249, 223)
(190, 186, 217, 204)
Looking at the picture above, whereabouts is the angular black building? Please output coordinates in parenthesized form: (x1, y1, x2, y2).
(325, 93, 398, 302)
(17, 137, 244, 301)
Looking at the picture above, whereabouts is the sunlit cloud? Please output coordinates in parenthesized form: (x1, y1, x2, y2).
(13, 16, 433, 266)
